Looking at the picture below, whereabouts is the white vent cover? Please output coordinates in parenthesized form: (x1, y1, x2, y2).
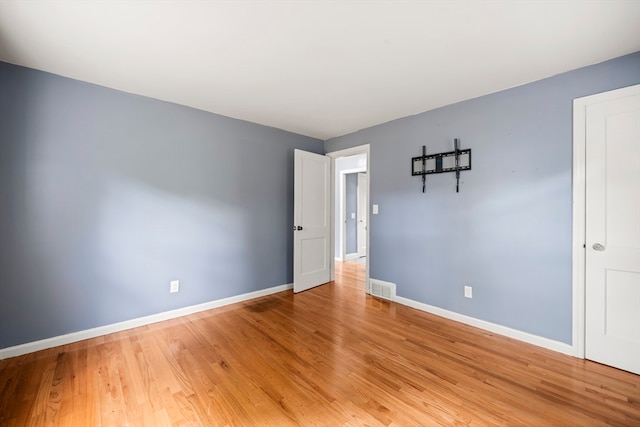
(369, 279, 396, 301)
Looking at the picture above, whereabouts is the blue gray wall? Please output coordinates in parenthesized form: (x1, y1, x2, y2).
(325, 52, 640, 344)
(345, 174, 358, 254)
(0, 62, 323, 349)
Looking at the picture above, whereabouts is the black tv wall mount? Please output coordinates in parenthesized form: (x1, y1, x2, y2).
(411, 138, 471, 193)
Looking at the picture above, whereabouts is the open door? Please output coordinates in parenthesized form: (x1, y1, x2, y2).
(357, 173, 368, 258)
(583, 85, 640, 374)
(293, 149, 331, 293)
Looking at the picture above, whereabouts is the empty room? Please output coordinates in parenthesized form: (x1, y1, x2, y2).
(1, 1, 639, 425)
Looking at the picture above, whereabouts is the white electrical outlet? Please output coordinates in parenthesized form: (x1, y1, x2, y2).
(170, 280, 180, 293)
(464, 285, 472, 298)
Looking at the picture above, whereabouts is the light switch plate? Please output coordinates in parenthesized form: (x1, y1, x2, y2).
(372, 204, 379, 214)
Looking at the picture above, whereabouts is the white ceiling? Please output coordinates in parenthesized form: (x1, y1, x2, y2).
(0, 1, 638, 140)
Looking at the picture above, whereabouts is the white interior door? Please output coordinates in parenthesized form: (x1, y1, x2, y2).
(293, 149, 331, 293)
(357, 173, 368, 258)
(585, 85, 640, 374)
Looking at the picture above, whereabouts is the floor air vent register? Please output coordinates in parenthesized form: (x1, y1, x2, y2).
(369, 279, 396, 301)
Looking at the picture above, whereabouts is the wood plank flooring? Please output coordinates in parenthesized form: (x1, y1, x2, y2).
(1, 261, 638, 426)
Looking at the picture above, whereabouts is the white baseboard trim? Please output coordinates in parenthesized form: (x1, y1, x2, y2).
(344, 253, 358, 261)
(393, 295, 574, 356)
(0, 283, 293, 360)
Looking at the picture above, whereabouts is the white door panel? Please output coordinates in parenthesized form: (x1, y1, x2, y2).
(584, 85, 640, 374)
(357, 173, 368, 258)
(293, 150, 331, 293)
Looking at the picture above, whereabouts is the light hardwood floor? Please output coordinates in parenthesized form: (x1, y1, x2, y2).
(1, 261, 638, 426)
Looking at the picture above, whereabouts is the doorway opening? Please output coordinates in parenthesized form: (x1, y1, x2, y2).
(327, 145, 370, 292)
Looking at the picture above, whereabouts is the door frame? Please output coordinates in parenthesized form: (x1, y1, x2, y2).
(571, 84, 639, 359)
(326, 144, 370, 289)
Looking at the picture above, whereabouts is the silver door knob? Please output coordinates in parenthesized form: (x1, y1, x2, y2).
(592, 243, 605, 251)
